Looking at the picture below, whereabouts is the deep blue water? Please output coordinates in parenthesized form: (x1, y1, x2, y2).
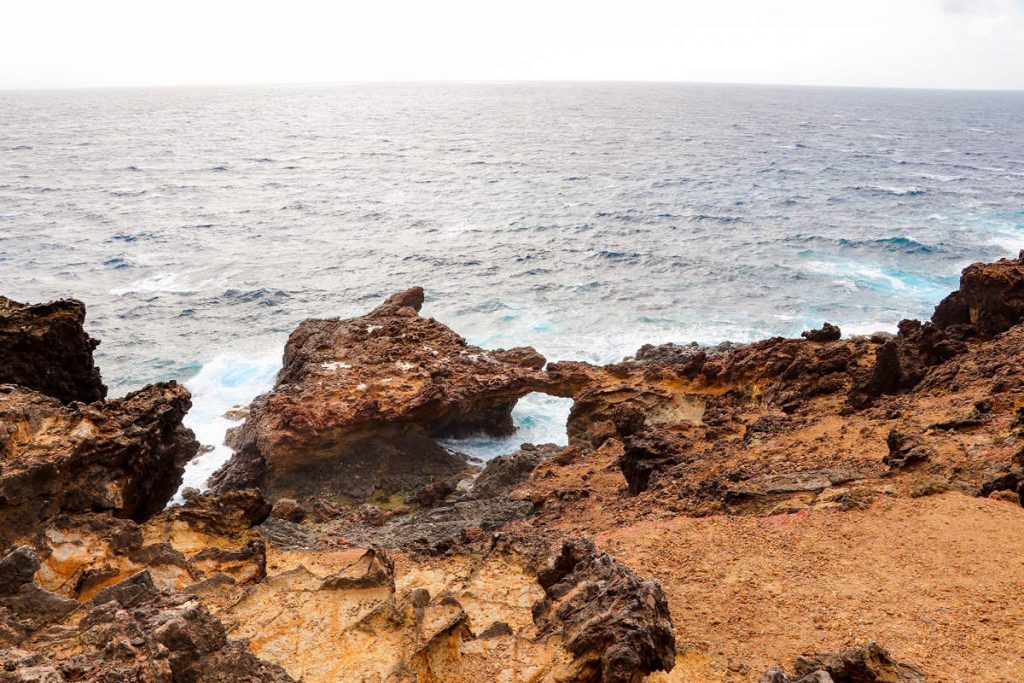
(1, 83, 1022, 486)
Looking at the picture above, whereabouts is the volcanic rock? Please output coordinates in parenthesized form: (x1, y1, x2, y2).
(932, 250, 1024, 336)
(210, 287, 554, 507)
(0, 568, 295, 681)
(760, 642, 925, 682)
(0, 296, 106, 403)
(802, 322, 842, 342)
(533, 538, 675, 683)
(0, 382, 198, 544)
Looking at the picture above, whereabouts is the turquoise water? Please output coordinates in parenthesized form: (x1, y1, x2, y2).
(1, 83, 1022, 487)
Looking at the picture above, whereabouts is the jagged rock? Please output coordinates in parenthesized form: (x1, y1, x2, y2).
(851, 320, 965, 404)
(786, 642, 925, 682)
(932, 250, 1024, 336)
(884, 430, 934, 469)
(0, 382, 198, 544)
(533, 538, 675, 683)
(0, 297, 106, 404)
(467, 443, 559, 500)
(619, 428, 691, 495)
(210, 287, 554, 506)
(0, 569, 295, 681)
(803, 322, 842, 342)
(170, 488, 271, 535)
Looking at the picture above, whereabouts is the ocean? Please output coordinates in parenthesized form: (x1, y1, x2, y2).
(2, 83, 1022, 488)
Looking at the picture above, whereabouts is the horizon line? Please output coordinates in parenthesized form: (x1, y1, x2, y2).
(2, 78, 1023, 95)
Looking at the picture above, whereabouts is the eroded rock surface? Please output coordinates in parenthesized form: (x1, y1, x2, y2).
(210, 287, 553, 507)
(0, 296, 106, 403)
(0, 382, 198, 544)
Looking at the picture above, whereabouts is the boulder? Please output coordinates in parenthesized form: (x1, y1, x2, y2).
(533, 538, 676, 683)
(802, 322, 842, 342)
(0, 382, 198, 544)
(932, 250, 1024, 336)
(0, 296, 106, 404)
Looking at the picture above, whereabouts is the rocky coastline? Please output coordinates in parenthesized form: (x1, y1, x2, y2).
(1, 252, 1023, 681)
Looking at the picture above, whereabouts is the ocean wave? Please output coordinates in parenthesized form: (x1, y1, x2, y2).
(438, 392, 572, 461)
(175, 350, 281, 498)
(850, 185, 927, 197)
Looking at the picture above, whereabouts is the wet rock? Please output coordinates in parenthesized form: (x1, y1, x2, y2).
(802, 322, 842, 342)
(533, 538, 675, 683)
(210, 288, 555, 506)
(932, 250, 1024, 336)
(0, 296, 106, 403)
(467, 443, 559, 500)
(0, 382, 198, 544)
(884, 430, 934, 469)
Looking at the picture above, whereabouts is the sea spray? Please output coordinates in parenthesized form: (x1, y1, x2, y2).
(174, 349, 280, 500)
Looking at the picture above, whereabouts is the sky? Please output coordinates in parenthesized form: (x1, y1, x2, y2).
(1, 0, 1023, 90)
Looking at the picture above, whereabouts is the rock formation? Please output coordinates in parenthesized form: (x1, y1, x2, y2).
(5, 253, 1024, 680)
(210, 287, 556, 507)
(0, 381, 198, 545)
(0, 296, 106, 403)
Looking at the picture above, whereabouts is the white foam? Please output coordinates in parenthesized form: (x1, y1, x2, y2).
(173, 349, 281, 502)
(438, 392, 573, 461)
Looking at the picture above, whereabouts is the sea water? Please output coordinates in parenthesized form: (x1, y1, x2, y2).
(1, 83, 1022, 488)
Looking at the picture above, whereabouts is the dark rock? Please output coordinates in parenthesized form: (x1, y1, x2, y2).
(619, 428, 691, 495)
(793, 642, 925, 682)
(884, 430, 934, 469)
(802, 323, 842, 342)
(533, 538, 675, 683)
(0, 382, 199, 544)
(467, 443, 558, 500)
(0, 569, 296, 681)
(932, 250, 1024, 336)
(0, 296, 106, 403)
(851, 319, 966, 405)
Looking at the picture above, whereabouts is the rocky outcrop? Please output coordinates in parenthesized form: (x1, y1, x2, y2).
(759, 642, 925, 682)
(802, 322, 842, 342)
(0, 560, 295, 682)
(0, 382, 198, 544)
(533, 538, 675, 682)
(210, 287, 553, 507)
(932, 250, 1024, 336)
(0, 296, 106, 403)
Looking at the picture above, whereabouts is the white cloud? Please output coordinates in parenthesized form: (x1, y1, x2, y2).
(0, 0, 1022, 89)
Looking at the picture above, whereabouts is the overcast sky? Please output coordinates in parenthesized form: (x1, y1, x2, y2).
(2, 0, 1023, 90)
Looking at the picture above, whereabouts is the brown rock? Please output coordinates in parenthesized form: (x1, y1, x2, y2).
(0, 569, 295, 681)
(802, 322, 842, 342)
(0, 296, 106, 404)
(534, 538, 675, 683)
(271, 498, 306, 524)
(210, 287, 554, 505)
(932, 250, 1024, 336)
(0, 382, 198, 544)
